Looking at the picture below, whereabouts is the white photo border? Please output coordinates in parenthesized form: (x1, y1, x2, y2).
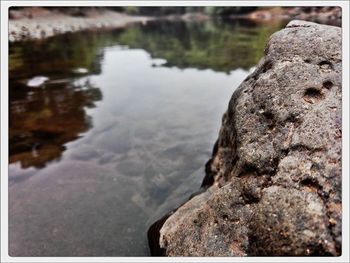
(1, 1, 349, 262)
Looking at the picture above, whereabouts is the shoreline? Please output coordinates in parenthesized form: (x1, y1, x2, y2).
(9, 7, 341, 43)
(9, 9, 153, 42)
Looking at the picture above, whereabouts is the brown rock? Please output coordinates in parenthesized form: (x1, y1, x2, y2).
(152, 20, 342, 256)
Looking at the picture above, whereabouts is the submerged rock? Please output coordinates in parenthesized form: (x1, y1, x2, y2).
(150, 20, 342, 256)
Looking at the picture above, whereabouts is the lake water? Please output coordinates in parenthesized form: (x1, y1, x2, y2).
(8, 19, 285, 256)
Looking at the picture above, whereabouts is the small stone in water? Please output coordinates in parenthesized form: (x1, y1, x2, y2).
(73, 68, 89, 74)
(27, 76, 49, 87)
(151, 58, 167, 67)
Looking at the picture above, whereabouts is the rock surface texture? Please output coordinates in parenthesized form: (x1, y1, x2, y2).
(155, 20, 342, 256)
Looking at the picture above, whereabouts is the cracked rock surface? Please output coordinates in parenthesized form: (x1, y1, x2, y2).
(155, 20, 342, 256)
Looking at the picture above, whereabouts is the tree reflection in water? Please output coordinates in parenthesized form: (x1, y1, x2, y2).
(9, 79, 102, 169)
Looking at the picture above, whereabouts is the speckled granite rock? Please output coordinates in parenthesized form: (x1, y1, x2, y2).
(151, 20, 342, 256)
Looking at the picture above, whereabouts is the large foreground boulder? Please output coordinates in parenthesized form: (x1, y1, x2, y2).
(150, 20, 342, 256)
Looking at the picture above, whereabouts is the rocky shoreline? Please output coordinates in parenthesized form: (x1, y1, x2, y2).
(240, 6, 342, 27)
(149, 20, 342, 256)
(9, 7, 341, 42)
(9, 8, 152, 42)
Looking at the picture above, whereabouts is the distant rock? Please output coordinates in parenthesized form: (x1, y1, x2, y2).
(151, 20, 342, 256)
(243, 7, 341, 27)
(9, 9, 153, 42)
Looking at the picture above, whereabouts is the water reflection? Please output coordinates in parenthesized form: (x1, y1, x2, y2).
(9, 33, 104, 80)
(9, 31, 106, 171)
(116, 19, 285, 72)
(9, 19, 283, 171)
(9, 80, 102, 170)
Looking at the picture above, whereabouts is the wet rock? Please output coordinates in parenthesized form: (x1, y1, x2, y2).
(152, 21, 341, 256)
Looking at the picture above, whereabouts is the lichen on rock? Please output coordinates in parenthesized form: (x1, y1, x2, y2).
(150, 20, 342, 256)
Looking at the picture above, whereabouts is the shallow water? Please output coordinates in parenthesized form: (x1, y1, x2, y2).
(8, 19, 285, 256)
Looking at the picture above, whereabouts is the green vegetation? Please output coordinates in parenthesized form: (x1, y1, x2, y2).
(9, 33, 105, 80)
(115, 20, 284, 72)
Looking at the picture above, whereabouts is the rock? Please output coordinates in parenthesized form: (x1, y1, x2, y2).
(151, 20, 341, 256)
(244, 7, 341, 27)
(26, 76, 49, 87)
(293, 7, 342, 27)
(9, 9, 154, 42)
(151, 58, 167, 67)
(72, 67, 89, 74)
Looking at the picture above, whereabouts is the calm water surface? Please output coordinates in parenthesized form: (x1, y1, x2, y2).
(9, 19, 284, 256)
